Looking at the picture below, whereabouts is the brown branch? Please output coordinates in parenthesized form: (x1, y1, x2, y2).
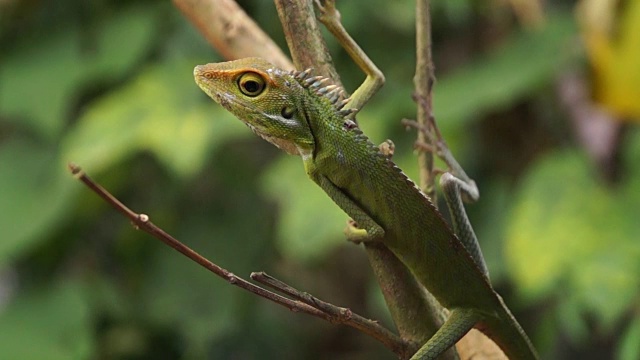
(362, 243, 445, 356)
(274, 0, 342, 84)
(173, 0, 292, 70)
(251, 272, 408, 356)
(414, 0, 438, 203)
(67, 162, 407, 358)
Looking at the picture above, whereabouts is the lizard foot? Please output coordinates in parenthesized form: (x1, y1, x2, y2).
(379, 139, 395, 159)
(344, 219, 366, 244)
(313, 0, 341, 25)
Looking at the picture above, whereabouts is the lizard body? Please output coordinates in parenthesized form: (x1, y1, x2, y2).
(194, 57, 538, 359)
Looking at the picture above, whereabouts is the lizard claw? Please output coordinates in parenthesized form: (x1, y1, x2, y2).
(344, 219, 364, 244)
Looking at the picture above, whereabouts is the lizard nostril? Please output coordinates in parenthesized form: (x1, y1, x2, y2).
(193, 65, 213, 79)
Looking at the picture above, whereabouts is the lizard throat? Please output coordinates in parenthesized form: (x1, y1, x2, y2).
(246, 123, 300, 155)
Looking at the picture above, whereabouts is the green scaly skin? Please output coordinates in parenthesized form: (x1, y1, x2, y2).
(194, 57, 538, 360)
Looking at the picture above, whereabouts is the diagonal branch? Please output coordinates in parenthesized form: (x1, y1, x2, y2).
(173, 0, 292, 70)
(67, 162, 408, 358)
(251, 271, 406, 355)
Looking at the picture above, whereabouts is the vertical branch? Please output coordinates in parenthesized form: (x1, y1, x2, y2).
(364, 243, 447, 357)
(414, 0, 437, 202)
(274, 0, 342, 83)
(411, 2, 463, 359)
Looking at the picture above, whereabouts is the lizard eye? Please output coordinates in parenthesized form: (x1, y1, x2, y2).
(238, 72, 266, 97)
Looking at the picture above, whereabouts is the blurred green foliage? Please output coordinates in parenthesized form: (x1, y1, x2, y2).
(0, 0, 639, 359)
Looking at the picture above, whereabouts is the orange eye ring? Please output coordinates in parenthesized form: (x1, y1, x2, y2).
(238, 72, 266, 97)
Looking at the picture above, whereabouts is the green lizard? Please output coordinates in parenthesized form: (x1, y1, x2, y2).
(193, 2, 538, 359)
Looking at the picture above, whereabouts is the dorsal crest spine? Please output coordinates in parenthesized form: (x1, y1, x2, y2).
(291, 68, 350, 111)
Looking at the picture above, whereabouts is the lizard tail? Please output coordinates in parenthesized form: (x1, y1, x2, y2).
(478, 297, 539, 360)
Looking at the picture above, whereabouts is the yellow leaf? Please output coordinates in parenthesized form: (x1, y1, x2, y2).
(577, 0, 640, 120)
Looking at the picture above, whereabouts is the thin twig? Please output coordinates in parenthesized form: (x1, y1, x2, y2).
(402, 118, 440, 149)
(414, 0, 437, 203)
(251, 272, 407, 355)
(68, 162, 407, 358)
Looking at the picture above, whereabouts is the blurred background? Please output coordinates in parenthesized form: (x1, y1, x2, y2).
(1, 0, 639, 359)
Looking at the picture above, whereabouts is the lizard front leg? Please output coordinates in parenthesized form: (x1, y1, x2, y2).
(440, 172, 488, 278)
(312, 173, 385, 243)
(312, 0, 387, 243)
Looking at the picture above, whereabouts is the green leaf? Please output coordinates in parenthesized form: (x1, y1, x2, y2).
(0, 281, 93, 360)
(61, 60, 247, 178)
(0, 5, 160, 140)
(506, 147, 640, 333)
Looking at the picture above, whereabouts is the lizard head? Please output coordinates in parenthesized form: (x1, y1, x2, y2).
(194, 58, 315, 156)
